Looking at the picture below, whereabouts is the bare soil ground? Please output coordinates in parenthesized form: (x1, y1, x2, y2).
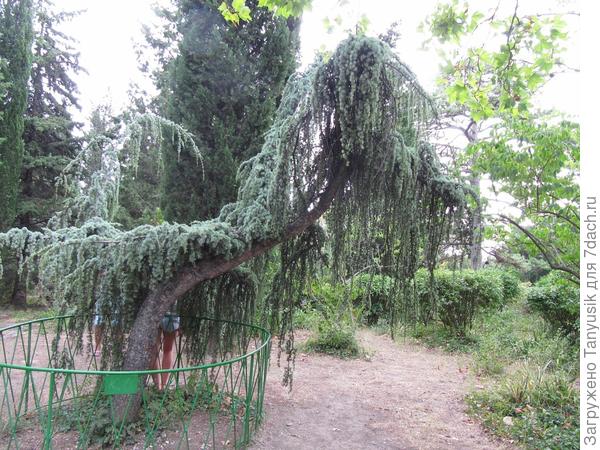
(251, 330, 514, 450)
(1, 314, 513, 449)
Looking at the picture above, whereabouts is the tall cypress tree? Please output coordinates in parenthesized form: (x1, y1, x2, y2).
(156, 0, 300, 222)
(17, 0, 82, 230)
(0, 0, 34, 230)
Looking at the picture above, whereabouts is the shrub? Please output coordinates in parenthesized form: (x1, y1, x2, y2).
(483, 268, 521, 302)
(527, 272, 579, 336)
(352, 273, 395, 325)
(464, 269, 504, 309)
(413, 268, 505, 335)
(293, 306, 321, 330)
(305, 280, 362, 322)
(414, 269, 437, 325)
(304, 319, 361, 358)
(433, 270, 476, 335)
(299, 279, 363, 358)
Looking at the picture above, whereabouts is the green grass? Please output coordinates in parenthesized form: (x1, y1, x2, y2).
(405, 294, 579, 449)
(407, 297, 577, 376)
(466, 364, 579, 449)
(407, 322, 477, 353)
(472, 301, 576, 377)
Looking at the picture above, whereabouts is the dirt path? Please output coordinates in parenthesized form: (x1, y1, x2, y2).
(1, 315, 513, 449)
(251, 330, 513, 450)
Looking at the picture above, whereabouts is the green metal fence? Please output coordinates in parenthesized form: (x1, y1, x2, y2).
(0, 315, 271, 449)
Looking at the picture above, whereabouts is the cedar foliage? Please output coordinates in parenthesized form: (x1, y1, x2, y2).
(0, 36, 471, 369)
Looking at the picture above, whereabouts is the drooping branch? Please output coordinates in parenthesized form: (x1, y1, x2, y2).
(535, 209, 580, 230)
(122, 162, 350, 372)
(0, 38, 472, 413)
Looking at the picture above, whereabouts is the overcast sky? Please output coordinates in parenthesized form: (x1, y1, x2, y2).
(59, 0, 579, 122)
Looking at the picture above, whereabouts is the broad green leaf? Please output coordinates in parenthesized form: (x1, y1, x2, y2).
(232, 0, 245, 12)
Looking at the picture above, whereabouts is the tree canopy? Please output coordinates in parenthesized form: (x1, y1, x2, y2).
(422, 0, 578, 275)
(0, 0, 83, 307)
(0, 37, 471, 383)
(473, 117, 580, 282)
(0, 0, 34, 231)
(18, 0, 83, 231)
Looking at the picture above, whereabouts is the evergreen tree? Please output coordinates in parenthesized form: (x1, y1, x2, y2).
(17, 0, 83, 230)
(0, 0, 34, 230)
(0, 38, 471, 421)
(0, 55, 8, 137)
(89, 101, 163, 230)
(156, 0, 300, 222)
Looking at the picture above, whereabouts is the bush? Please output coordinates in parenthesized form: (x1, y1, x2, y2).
(304, 319, 361, 358)
(293, 306, 321, 330)
(352, 273, 395, 325)
(408, 278, 579, 450)
(483, 268, 521, 302)
(433, 270, 477, 335)
(465, 269, 505, 309)
(298, 279, 363, 358)
(527, 272, 579, 336)
(413, 268, 506, 335)
(414, 269, 437, 325)
(305, 280, 362, 321)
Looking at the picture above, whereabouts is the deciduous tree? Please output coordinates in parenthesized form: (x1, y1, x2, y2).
(422, 0, 576, 269)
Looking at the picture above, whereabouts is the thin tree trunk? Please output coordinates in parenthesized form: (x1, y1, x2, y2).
(464, 121, 483, 270)
(10, 274, 27, 309)
(469, 175, 483, 270)
(3, 255, 27, 308)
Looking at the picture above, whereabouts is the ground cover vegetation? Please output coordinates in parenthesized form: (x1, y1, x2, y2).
(0, 0, 580, 447)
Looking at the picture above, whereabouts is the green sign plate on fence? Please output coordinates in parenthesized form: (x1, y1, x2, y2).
(103, 373, 139, 395)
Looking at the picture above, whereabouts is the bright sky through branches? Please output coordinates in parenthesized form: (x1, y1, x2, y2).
(60, 0, 579, 123)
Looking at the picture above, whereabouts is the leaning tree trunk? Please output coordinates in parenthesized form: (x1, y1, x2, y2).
(115, 164, 350, 422)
